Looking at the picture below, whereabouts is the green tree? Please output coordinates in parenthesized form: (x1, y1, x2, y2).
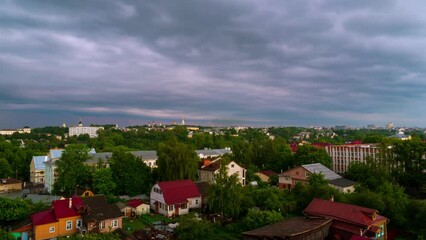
(0, 158, 13, 178)
(0, 197, 30, 223)
(92, 168, 116, 196)
(175, 219, 214, 240)
(308, 172, 329, 186)
(208, 161, 244, 220)
(53, 144, 91, 196)
(294, 145, 331, 168)
(243, 208, 284, 230)
(156, 139, 199, 181)
(109, 148, 152, 196)
(0, 228, 15, 240)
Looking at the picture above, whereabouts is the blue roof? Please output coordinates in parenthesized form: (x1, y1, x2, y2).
(49, 149, 64, 159)
(33, 156, 48, 170)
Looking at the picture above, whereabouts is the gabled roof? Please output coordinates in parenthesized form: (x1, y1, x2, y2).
(82, 195, 122, 222)
(329, 178, 357, 188)
(31, 209, 56, 226)
(127, 199, 146, 208)
(32, 156, 48, 170)
(304, 198, 386, 227)
(52, 196, 83, 219)
(302, 163, 341, 181)
(157, 180, 201, 205)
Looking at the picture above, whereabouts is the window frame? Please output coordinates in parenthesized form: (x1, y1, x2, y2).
(111, 219, 118, 228)
(66, 220, 72, 230)
(49, 226, 55, 233)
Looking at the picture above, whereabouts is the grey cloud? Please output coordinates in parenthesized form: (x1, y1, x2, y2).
(1, 1, 426, 128)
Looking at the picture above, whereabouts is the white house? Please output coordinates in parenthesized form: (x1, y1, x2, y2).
(199, 158, 246, 185)
(150, 180, 201, 217)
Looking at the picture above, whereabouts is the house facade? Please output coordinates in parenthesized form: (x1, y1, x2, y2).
(278, 163, 355, 193)
(199, 159, 246, 185)
(254, 170, 277, 183)
(304, 198, 388, 240)
(81, 195, 123, 234)
(30, 156, 48, 184)
(44, 149, 64, 193)
(150, 180, 201, 217)
(31, 197, 83, 240)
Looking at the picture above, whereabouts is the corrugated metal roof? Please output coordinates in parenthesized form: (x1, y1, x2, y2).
(302, 163, 341, 180)
(33, 156, 48, 170)
(195, 148, 232, 157)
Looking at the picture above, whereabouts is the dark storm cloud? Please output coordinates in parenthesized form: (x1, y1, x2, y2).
(1, 0, 426, 128)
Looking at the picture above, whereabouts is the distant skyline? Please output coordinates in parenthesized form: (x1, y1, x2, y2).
(1, 1, 426, 128)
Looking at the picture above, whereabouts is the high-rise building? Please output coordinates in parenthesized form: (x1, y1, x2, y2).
(386, 122, 394, 130)
(325, 144, 380, 174)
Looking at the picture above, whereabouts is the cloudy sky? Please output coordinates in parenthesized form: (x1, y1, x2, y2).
(1, 0, 426, 128)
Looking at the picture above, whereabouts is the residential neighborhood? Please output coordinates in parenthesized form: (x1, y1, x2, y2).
(0, 124, 425, 240)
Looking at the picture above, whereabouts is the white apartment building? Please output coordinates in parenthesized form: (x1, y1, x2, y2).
(325, 144, 380, 174)
(68, 120, 103, 138)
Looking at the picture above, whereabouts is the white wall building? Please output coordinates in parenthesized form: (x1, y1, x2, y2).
(68, 120, 103, 138)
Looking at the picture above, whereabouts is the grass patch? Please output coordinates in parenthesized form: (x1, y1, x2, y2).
(123, 218, 148, 233)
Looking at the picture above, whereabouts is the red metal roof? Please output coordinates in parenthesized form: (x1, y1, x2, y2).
(157, 180, 201, 205)
(304, 198, 386, 227)
(31, 209, 56, 226)
(52, 196, 83, 219)
(127, 199, 146, 208)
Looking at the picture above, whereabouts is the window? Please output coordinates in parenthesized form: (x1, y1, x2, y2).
(111, 219, 118, 228)
(231, 164, 234, 168)
(169, 205, 174, 211)
(76, 219, 82, 228)
(66, 220, 72, 230)
(180, 203, 187, 209)
(49, 226, 55, 233)
(195, 199, 199, 205)
(100, 221, 105, 229)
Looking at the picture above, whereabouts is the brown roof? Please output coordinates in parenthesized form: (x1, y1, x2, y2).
(82, 195, 122, 222)
(243, 217, 332, 239)
(259, 170, 277, 177)
(304, 198, 387, 227)
(0, 178, 22, 185)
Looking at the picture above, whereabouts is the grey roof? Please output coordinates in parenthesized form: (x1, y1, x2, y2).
(87, 152, 113, 164)
(302, 163, 341, 181)
(33, 156, 48, 170)
(130, 150, 158, 160)
(329, 178, 357, 188)
(195, 148, 232, 157)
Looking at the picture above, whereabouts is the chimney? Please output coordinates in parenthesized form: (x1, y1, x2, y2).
(330, 195, 334, 202)
(69, 198, 72, 208)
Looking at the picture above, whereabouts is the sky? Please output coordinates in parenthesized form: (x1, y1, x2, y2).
(1, 0, 426, 128)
